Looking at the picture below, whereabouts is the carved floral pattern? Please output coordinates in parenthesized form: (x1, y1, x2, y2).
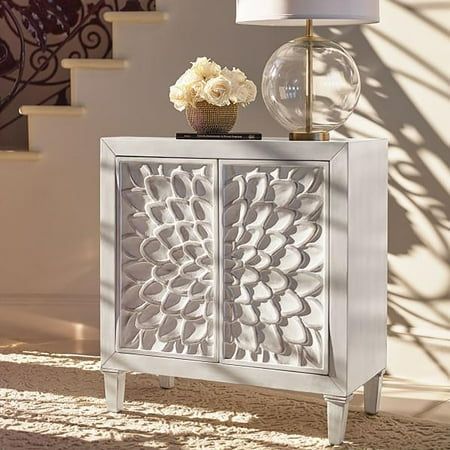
(119, 161, 215, 358)
(222, 164, 326, 370)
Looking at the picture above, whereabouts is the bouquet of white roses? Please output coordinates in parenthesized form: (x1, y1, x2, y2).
(169, 57, 257, 111)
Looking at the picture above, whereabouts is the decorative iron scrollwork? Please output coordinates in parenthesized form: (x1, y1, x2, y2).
(0, 0, 155, 140)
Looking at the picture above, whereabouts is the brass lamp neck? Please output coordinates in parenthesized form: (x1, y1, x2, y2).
(289, 18, 329, 142)
(305, 19, 313, 136)
(306, 18, 313, 37)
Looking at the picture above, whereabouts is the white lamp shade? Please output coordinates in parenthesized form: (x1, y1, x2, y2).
(236, 0, 379, 26)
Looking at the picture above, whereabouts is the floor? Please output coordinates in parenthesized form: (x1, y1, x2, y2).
(1, 346, 449, 450)
(1, 338, 448, 425)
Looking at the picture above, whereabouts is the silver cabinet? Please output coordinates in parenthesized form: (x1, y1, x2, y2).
(101, 137, 388, 445)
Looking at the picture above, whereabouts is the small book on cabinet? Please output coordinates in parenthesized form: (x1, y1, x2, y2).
(176, 132, 262, 140)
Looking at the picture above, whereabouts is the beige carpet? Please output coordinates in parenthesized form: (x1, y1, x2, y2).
(0, 352, 448, 450)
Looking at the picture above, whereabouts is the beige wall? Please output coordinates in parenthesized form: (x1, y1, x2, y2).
(0, 0, 448, 388)
(340, 0, 450, 386)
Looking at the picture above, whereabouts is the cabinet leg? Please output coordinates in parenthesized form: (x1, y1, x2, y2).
(324, 394, 353, 445)
(364, 370, 384, 415)
(103, 370, 126, 412)
(159, 375, 175, 389)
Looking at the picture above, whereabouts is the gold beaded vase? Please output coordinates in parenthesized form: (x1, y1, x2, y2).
(186, 101, 238, 134)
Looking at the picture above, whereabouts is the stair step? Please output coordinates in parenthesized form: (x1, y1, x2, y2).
(61, 58, 128, 70)
(19, 106, 86, 117)
(103, 11, 168, 24)
(0, 150, 41, 161)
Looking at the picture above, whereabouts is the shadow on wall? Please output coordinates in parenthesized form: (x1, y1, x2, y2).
(323, 0, 449, 384)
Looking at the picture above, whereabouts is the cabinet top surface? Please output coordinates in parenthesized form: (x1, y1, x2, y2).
(102, 136, 386, 144)
(101, 137, 387, 161)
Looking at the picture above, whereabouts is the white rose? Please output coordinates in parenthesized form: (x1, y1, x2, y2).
(222, 69, 241, 103)
(189, 80, 207, 105)
(169, 84, 190, 111)
(203, 75, 232, 107)
(222, 68, 256, 105)
(176, 68, 202, 87)
(231, 84, 249, 104)
(191, 57, 221, 80)
(232, 81, 257, 105)
(221, 67, 240, 96)
(243, 79, 257, 104)
(231, 68, 247, 84)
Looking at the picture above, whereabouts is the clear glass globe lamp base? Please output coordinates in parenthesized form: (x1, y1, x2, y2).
(262, 26, 361, 141)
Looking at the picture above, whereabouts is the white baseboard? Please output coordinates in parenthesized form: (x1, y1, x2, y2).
(0, 293, 98, 305)
(1, 294, 448, 387)
(0, 293, 99, 341)
(388, 324, 450, 342)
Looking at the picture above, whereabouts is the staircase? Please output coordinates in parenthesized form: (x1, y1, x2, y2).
(0, 0, 297, 344)
(18, 11, 167, 157)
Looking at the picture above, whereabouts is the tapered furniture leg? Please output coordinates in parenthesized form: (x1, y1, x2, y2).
(324, 394, 353, 445)
(103, 370, 126, 412)
(159, 375, 175, 389)
(364, 370, 384, 415)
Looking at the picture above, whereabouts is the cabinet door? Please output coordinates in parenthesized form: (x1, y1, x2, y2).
(220, 160, 328, 374)
(117, 158, 217, 361)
